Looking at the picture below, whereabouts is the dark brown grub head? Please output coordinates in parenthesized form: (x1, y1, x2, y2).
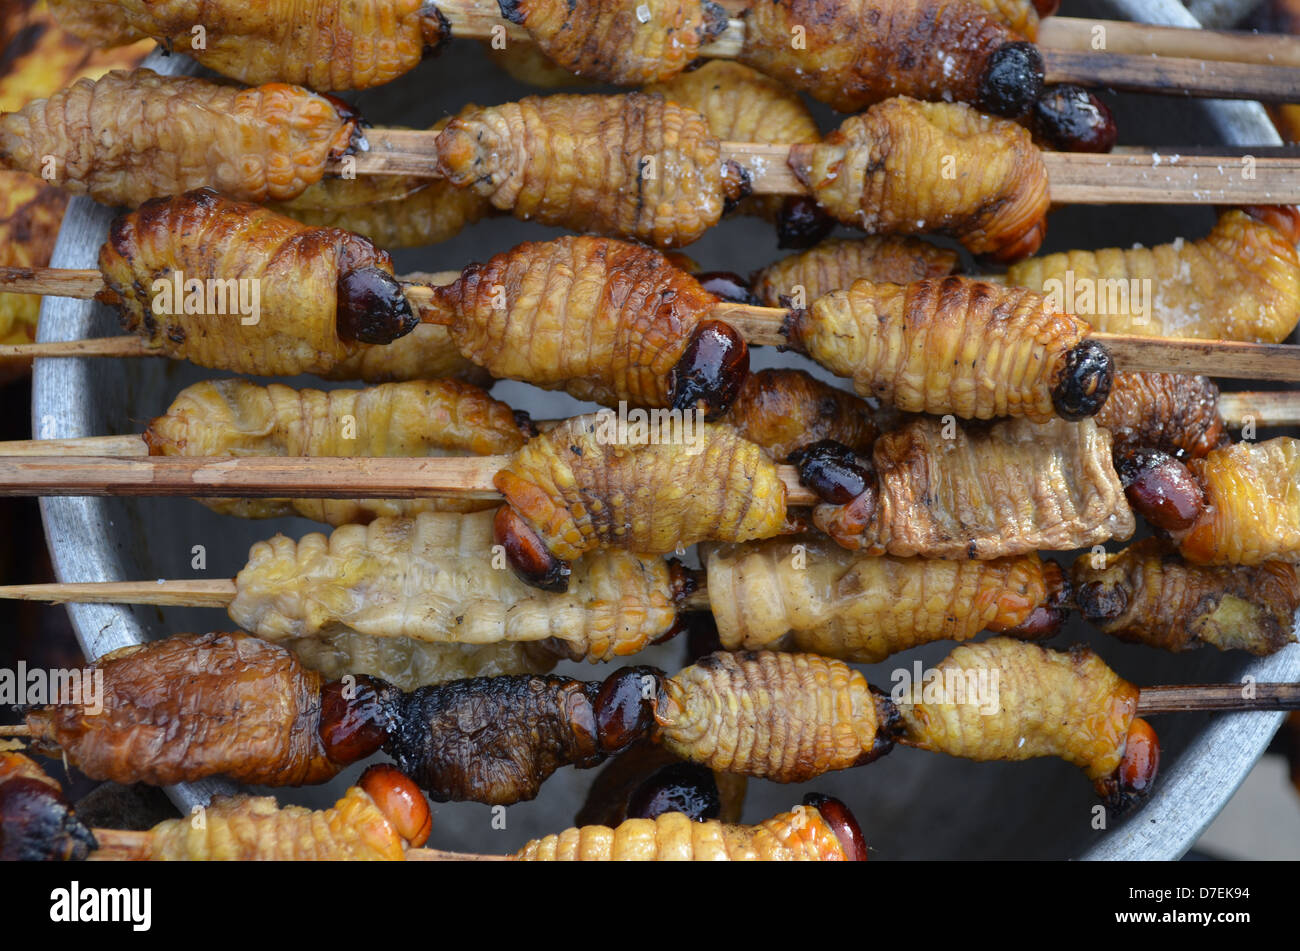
(1116, 449, 1205, 532)
(336, 266, 418, 344)
(1052, 339, 1114, 420)
(594, 666, 665, 754)
(627, 762, 721, 822)
(318, 674, 400, 766)
(977, 41, 1044, 119)
(668, 318, 750, 420)
(493, 504, 572, 592)
(1031, 84, 1118, 153)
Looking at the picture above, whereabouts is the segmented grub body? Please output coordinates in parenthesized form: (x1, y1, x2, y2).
(494, 413, 791, 561)
(896, 637, 1138, 781)
(47, 0, 443, 90)
(792, 98, 1049, 258)
(1072, 539, 1300, 655)
(645, 61, 819, 221)
(502, 0, 726, 84)
(0, 69, 358, 205)
(721, 369, 883, 460)
(435, 93, 741, 247)
(1175, 437, 1300, 565)
(1092, 373, 1225, 459)
(739, 0, 1027, 113)
(514, 806, 852, 860)
(230, 510, 678, 666)
(98, 190, 393, 376)
(147, 788, 407, 861)
(654, 651, 885, 782)
(428, 235, 718, 407)
(1005, 211, 1300, 342)
(751, 236, 960, 307)
(814, 416, 1135, 558)
(789, 275, 1091, 421)
(385, 674, 602, 805)
(24, 632, 336, 787)
(703, 536, 1055, 661)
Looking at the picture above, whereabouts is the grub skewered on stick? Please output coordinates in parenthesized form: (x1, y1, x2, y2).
(5, 71, 1300, 255)
(38, 0, 1300, 108)
(6, 207, 1300, 431)
(4, 633, 1299, 815)
(0, 412, 1294, 586)
(0, 751, 864, 861)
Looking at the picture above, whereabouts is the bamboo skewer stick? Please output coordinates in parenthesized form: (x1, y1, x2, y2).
(422, 2, 1300, 101)
(6, 264, 1300, 381)
(1217, 392, 1300, 428)
(342, 133, 1300, 205)
(0, 579, 239, 607)
(1037, 16, 1300, 69)
(0, 454, 532, 502)
(1135, 683, 1300, 715)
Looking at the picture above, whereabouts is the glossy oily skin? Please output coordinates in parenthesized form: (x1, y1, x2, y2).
(0, 69, 362, 205)
(786, 275, 1101, 421)
(427, 235, 724, 408)
(98, 190, 405, 377)
(435, 93, 740, 247)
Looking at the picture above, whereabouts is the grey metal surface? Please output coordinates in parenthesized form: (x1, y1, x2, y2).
(32, 0, 1300, 858)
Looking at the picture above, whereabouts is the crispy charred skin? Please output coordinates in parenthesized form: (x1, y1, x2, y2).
(896, 637, 1149, 803)
(515, 799, 863, 860)
(23, 632, 345, 787)
(751, 236, 960, 308)
(1116, 449, 1206, 533)
(435, 93, 740, 247)
(791, 99, 1049, 259)
(1072, 539, 1300, 655)
(494, 413, 792, 580)
(645, 61, 823, 228)
(146, 767, 430, 860)
(0, 753, 97, 861)
(98, 190, 414, 376)
(229, 510, 679, 675)
(785, 276, 1107, 422)
(426, 235, 725, 409)
(799, 417, 1135, 558)
(702, 535, 1066, 661)
(499, 0, 727, 84)
(1094, 373, 1226, 460)
(654, 651, 892, 782)
(144, 378, 526, 524)
(739, 0, 1040, 116)
(721, 369, 883, 461)
(1030, 85, 1118, 153)
(1174, 437, 1300, 566)
(1006, 210, 1300, 342)
(47, 0, 445, 91)
(383, 674, 604, 805)
(0, 69, 361, 206)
